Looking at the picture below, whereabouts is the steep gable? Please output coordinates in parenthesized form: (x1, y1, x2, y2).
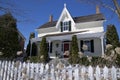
(55, 4, 75, 29)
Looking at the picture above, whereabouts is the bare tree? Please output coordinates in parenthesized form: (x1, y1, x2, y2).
(78, 0, 120, 19)
(0, 1, 18, 14)
(113, 0, 120, 19)
(0, 0, 30, 22)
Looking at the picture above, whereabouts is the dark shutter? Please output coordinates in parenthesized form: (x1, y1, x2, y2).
(80, 40, 83, 52)
(47, 43, 49, 52)
(69, 21, 71, 31)
(91, 40, 94, 53)
(60, 22, 63, 32)
(50, 42, 52, 53)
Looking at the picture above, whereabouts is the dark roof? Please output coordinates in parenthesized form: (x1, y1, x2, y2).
(73, 13, 105, 23)
(38, 21, 57, 29)
(37, 13, 105, 29)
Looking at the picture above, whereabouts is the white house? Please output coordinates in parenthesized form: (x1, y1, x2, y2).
(31, 4, 105, 58)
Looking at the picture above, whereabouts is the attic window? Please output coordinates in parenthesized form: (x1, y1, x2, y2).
(60, 21, 71, 32)
(63, 21, 69, 31)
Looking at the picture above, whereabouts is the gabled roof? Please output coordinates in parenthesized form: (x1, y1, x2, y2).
(37, 13, 105, 29)
(38, 21, 57, 29)
(73, 13, 105, 23)
(55, 4, 75, 29)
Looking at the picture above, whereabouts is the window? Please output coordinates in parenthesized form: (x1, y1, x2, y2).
(63, 21, 69, 31)
(83, 41, 91, 52)
(80, 40, 94, 53)
(60, 21, 71, 32)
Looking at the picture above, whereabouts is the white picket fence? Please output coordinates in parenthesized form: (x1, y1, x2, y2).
(0, 60, 120, 80)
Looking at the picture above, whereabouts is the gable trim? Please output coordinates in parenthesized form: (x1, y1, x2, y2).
(56, 5, 75, 29)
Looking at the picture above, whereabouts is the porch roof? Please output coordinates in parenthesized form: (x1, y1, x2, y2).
(31, 32, 105, 43)
(31, 37, 41, 43)
(44, 30, 88, 37)
(77, 32, 105, 38)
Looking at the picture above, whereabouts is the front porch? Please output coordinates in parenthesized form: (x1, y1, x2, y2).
(31, 32, 105, 58)
(48, 40, 71, 58)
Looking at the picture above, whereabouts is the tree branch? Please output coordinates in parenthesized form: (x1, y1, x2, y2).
(112, 0, 120, 19)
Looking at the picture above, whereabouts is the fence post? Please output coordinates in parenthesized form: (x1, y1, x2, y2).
(17, 61, 22, 80)
(67, 65, 72, 80)
(111, 66, 117, 80)
(81, 66, 86, 80)
(103, 66, 109, 79)
(95, 66, 101, 80)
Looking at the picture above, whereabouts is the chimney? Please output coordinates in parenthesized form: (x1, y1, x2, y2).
(49, 15, 53, 22)
(96, 5, 100, 14)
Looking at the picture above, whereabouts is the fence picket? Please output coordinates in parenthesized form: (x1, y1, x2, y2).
(0, 60, 119, 80)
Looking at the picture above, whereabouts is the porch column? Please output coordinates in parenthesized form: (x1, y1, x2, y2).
(48, 40, 51, 54)
(101, 36, 104, 57)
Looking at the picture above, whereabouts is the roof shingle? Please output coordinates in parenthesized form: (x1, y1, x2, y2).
(37, 13, 105, 29)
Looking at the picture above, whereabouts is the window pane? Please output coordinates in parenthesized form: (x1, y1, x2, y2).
(63, 21, 70, 31)
(83, 40, 91, 52)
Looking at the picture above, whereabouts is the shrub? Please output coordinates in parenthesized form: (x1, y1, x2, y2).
(39, 37, 49, 63)
(29, 56, 39, 63)
(106, 24, 119, 48)
(69, 35, 79, 64)
(79, 57, 90, 66)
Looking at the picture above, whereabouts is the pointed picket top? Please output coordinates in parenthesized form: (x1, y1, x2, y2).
(46, 63, 49, 70)
(23, 62, 26, 68)
(88, 65, 94, 80)
(111, 66, 117, 80)
(96, 65, 101, 80)
(103, 66, 109, 79)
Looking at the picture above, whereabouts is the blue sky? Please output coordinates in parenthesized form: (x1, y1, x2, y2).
(1, 0, 120, 48)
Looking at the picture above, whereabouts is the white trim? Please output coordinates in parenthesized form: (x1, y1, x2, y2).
(56, 4, 75, 29)
(101, 36, 104, 56)
(62, 21, 69, 32)
(31, 32, 105, 43)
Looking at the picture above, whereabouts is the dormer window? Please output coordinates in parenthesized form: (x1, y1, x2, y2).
(63, 21, 69, 31)
(60, 21, 71, 32)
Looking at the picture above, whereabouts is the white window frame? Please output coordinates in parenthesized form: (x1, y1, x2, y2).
(83, 40, 91, 52)
(63, 21, 69, 32)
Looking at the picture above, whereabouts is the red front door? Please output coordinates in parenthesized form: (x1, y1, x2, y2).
(64, 43, 69, 52)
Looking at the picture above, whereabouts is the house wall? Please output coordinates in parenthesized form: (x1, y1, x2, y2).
(37, 27, 59, 37)
(37, 21, 104, 38)
(75, 21, 104, 33)
(78, 38, 102, 56)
